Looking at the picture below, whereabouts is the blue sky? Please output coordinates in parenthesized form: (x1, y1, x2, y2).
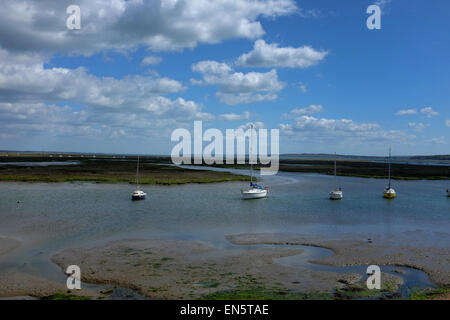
(0, 0, 449, 155)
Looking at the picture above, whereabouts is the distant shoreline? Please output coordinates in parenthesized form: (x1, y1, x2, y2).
(0, 154, 449, 182)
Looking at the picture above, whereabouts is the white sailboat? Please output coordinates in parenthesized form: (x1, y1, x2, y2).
(241, 124, 267, 200)
(329, 153, 343, 200)
(383, 148, 396, 199)
(131, 156, 147, 200)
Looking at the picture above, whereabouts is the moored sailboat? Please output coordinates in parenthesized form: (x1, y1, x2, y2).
(131, 156, 147, 200)
(241, 123, 267, 200)
(329, 153, 343, 200)
(383, 148, 396, 199)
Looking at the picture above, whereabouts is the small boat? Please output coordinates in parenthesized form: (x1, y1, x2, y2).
(131, 156, 146, 201)
(131, 190, 146, 200)
(241, 123, 268, 200)
(383, 148, 396, 199)
(447, 189, 450, 197)
(242, 184, 268, 199)
(329, 153, 343, 200)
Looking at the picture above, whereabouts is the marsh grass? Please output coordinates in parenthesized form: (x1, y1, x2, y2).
(0, 159, 249, 184)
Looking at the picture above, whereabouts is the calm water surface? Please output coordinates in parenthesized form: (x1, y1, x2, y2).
(0, 168, 448, 291)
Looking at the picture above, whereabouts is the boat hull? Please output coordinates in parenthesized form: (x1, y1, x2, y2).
(131, 190, 147, 200)
(383, 189, 396, 199)
(329, 191, 343, 200)
(241, 189, 267, 200)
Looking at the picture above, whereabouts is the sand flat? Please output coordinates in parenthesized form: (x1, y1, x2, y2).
(227, 232, 450, 286)
(0, 236, 20, 257)
(51, 238, 403, 299)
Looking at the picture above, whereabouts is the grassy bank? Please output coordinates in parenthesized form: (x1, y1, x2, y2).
(0, 158, 249, 185)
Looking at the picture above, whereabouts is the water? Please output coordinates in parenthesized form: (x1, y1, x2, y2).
(0, 169, 448, 297)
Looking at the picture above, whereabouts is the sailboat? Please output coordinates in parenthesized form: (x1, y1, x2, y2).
(241, 124, 268, 200)
(329, 153, 343, 200)
(131, 156, 147, 200)
(383, 148, 396, 199)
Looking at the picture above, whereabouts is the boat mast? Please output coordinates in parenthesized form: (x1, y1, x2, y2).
(334, 152, 337, 190)
(250, 123, 254, 184)
(388, 148, 391, 189)
(136, 155, 140, 188)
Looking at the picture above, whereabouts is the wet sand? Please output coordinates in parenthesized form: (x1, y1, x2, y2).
(0, 237, 20, 257)
(50, 237, 405, 299)
(227, 233, 450, 286)
(0, 232, 446, 299)
(0, 270, 100, 299)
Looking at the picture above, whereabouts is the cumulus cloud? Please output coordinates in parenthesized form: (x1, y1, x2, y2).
(192, 60, 285, 105)
(420, 107, 438, 118)
(0, 49, 213, 139)
(280, 115, 415, 145)
(141, 55, 162, 66)
(219, 111, 251, 121)
(291, 104, 323, 115)
(235, 40, 328, 68)
(395, 109, 417, 116)
(0, 49, 184, 108)
(408, 122, 428, 132)
(0, 0, 297, 54)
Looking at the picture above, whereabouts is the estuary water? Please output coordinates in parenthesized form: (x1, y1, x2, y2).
(0, 167, 448, 293)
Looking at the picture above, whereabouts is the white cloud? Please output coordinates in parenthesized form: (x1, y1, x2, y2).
(375, 0, 392, 10)
(192, 61, 232, 75)
(192, 61, 285, 105)
(395, 109, 417, 116)
(219, 111, 251, 121)
(141, 55, 162, 66)
(420, 107, 438, 118)
(238, 122, 265, 131)
(0, 49, 184, 108)
(291, 104, 323, 115)
(280, 115, 415, 145)
(299, 84, 308, 93)
(446, 120, 450, 127)
(0, 0, 297, 54)
(235, 40, 328, 68)
(425, 137, 446, 144)
(0, 50, 214, 140)
(408, 122, 428, 132)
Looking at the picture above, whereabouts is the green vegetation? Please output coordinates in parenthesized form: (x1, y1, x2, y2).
(201, 287, 332, 300)
(41, 293, 91, 300)
(0, 157, 249, 184)
(409, 286, 450, 300)
(334, 286, 381, 300)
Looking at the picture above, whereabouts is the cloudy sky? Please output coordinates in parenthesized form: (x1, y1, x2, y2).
(0, 0, 449, 155)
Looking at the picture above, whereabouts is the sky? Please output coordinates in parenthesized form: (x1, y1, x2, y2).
(0, 0, 449, 156)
